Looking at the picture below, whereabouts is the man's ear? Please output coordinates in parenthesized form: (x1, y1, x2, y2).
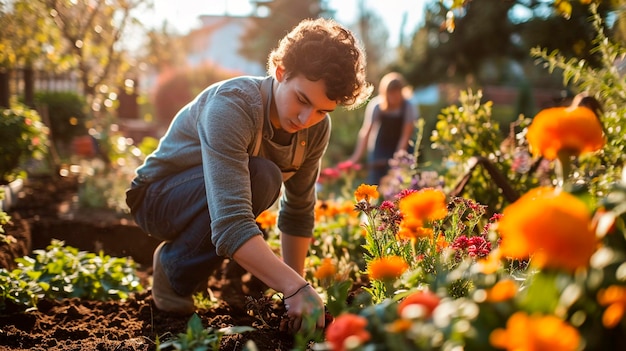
(275, 65, 286, 82)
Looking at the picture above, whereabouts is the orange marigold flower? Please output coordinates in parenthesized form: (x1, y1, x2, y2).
(602, 303, 625, 329)
(340, 201, 358, 216)
(386, 318, 413, 333)
(315, 200, 333, 220)
(497, 187, 596, 271)
(360, 227, 368, 237)
(397, 218, 433, 241)
(598, 285, 626, 328)
(477, 248, 503, 274)
(490, 312, 581, 351)
(314, 257, 337, 280)
(367, 256, 408, 281)
(354, 184, 379, 203)
(435, 233, 448, 252)
(526, 106, 605, 160)
(325, 313, 371, 351)
(255, 210, 277, 230)
(399, 188, 448, 223)
(398, 290, 440, 318)
(486, 279, 518, 302)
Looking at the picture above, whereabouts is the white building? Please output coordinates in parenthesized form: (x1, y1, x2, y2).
(186, 15, 265, 76)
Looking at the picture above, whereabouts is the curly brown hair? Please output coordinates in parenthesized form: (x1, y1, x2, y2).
(267, 18, 372, 110)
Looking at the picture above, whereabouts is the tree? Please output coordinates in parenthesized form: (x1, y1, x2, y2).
(42, 0, 153, 107)
(0, 0, 62, 108)
(354, 0, 390, 83)
(395, 0, 614, 88)
(142, 22, 188, 73)
(516, 0, 613, 68)
(239, 0, 331, 68)
(398, 0, 519, 87)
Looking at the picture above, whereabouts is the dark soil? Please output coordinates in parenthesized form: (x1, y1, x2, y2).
(0, 175, 298, 351)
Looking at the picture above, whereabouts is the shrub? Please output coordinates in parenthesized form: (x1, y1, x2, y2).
(152, 64, 236, 129)
(0, 102, 49, 182)
(0, 239, 143, 311)
(34, 91, 88, 147)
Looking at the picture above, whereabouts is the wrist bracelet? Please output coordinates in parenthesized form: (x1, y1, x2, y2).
(283, 282, 310, 300)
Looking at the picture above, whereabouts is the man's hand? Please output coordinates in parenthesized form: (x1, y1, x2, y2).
(280, 283, 325, 335)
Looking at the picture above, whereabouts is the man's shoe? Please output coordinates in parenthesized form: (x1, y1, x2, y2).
(152, 242, 195, 314)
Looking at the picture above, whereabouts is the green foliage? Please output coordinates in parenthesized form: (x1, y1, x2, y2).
(0, 239, 143, 311)
(137, 136, 159, 157)
(238, 0, 330, 67)
(156, 313, 255, 351)
(530, 3, 626, 195)
(76, 133, 158, 213)
(0, 266, 43, 312)
(307, 202, 366, 282)
(433, 89, 504, 161)
(0, 188, 12, 244)
(0, 0, 62, 68)
(34, 91, 88, 146)
(430, 89, 536, 213)
(325, 105, 367, 169)
(399, 0, 611, 88)
(325, 280, 355, 317)
(0, 101, 49, 182)
(293, 306, 326, 349)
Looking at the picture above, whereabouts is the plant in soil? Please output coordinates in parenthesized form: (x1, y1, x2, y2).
(3, 5, 626, 351)
(155, 313, 255, 351)
(0, 239, 143, 311)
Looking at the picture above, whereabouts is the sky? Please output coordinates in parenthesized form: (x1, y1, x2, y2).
(141, 0, 426, 47)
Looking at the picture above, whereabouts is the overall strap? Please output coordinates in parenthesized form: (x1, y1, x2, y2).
(291, 129, 307, 170)
(400, 99, 408, 122)
(253, 77, 273, 157)
(281, 129, 308, 182)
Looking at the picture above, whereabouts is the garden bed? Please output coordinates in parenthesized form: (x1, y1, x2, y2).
(0, 175, 297, 351)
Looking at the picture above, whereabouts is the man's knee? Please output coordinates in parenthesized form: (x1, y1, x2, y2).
(249, 157, 282, 212)
(250, 157, 281, 188)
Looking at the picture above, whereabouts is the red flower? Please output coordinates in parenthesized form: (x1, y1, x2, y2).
(325, 313, 370, 351)
(398, 290, 441, 318)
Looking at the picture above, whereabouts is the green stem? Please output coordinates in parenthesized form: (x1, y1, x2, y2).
(555, 150, 573, 190)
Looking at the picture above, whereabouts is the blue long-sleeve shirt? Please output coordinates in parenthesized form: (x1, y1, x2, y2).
(132, 76, 331, 257)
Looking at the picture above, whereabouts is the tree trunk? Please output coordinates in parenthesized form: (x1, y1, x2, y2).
(0, 68, 10, 108)
(23, 66, 35, 108)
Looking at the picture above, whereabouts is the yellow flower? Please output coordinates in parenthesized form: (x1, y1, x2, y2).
(354, 184, 379, 203)
(314, 257, 337, 280)
(598, 285, 626, 328)
(399, 188, 448, 224)
(526, 106, 605, 160)
(255, 209, 277, 230)
(490, 312, 581, 351)
(497, 187, 596, 271)
(367, 256, 408, 281)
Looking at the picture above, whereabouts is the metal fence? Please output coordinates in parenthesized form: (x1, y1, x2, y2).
(12, 68, 81, 95)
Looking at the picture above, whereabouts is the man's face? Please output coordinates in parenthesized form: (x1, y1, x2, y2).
(272, 70, 337, 133)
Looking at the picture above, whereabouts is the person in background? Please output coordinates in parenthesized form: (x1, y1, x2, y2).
(347, 72, 418, 185)
(125, 18, 372, 335)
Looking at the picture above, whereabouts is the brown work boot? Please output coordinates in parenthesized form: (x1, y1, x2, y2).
(151, 242, 195, 315)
